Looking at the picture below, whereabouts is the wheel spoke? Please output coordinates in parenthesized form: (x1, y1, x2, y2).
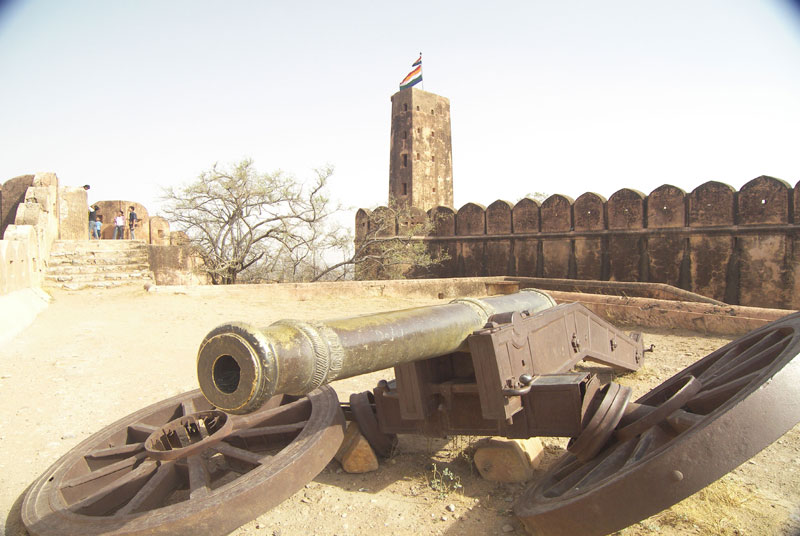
(568, 440, 638, 492)
(69, 461, 158, 516)
(687, 370, 762, 414)
(230, 421, 307, 439)
(187, 454, 211, 499)
(214, 442, 267, 466)
(127, 423, 159, 442)
(698, 330, 783, 384)
(22, 387, 344, 536)
(231, 397, 311, 431)
(515, 314, 800, 536)
(181, 398, 197, 416)
(116, 462, 179, 516)
(701, 334, 789, 391)
(86, 442, 145, 460)
(63, 452, 147, 489)
(541, 457, 597, 498)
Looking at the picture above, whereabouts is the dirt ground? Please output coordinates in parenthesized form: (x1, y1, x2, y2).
(1, 285, 799, 536)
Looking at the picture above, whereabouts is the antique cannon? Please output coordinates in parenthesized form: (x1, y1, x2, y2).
(21, 290, 800, 536)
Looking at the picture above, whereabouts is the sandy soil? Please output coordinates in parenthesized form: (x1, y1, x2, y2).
(1, 285, 798, 536)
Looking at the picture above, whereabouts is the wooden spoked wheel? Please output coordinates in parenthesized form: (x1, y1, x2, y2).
(515, 312, 800, 535)
(22, 387, 344, 536)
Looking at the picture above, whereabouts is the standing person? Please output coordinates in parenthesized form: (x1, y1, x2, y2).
(113, 211, 125, 240)
(93, 214, 103, 239)
(88, 204, 98, 239)
(127, 205, 138, 240)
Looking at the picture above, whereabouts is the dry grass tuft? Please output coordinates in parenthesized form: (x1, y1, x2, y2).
(622, 475, 768, 535)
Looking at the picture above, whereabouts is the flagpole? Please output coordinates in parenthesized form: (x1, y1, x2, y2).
(419, 51, 424, 91)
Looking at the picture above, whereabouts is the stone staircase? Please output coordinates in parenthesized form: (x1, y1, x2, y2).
(45, 240, 154, 290)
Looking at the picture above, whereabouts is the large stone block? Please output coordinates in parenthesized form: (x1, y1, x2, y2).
(575, 238, 603, 280)
(542, 240, 570, 278)
(689, 181, 735, 226)
(514, 238, 538, 277)
(149, 216, 171, 246)
(647, 184, 685, 228)
(14, 202, 42, 227)
(1, 174, 34, 239)
(690, 235, 734, 302)
(738, 176, 790, 225)
(512, 198, 540, 232)
(473, 437, 544, 483)
(59, 187, 88, 240)
(738, 234, 789, 308)
(334, 421, 379, 473)
(0, 241, 10, 294)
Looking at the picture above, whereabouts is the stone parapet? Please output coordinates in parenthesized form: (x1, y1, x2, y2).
(358, 176, 800, 310)
(1, 172, 61, 295)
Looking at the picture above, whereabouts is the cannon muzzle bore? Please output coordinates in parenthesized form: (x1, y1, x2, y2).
(197, 289, 556, 414)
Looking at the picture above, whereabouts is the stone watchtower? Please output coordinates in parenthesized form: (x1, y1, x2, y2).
(388, 88, 454, 211)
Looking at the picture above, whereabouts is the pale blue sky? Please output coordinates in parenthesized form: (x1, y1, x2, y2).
(1, 0, 799, 217)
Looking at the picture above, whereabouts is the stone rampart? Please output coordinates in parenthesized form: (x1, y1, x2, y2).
(358, 176, 800, 309)
(0, 173, 61, 294)
(0, 173, 205, 294)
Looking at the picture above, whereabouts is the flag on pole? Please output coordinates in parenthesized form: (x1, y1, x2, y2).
(400, 54, 423, 89)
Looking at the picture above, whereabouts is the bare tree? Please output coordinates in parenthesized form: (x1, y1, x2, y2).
(344, 203, 447, 281)
(161, 159, 334, 284)
(161, 159, 444, 284)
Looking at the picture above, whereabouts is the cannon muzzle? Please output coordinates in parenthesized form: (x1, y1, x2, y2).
(197, 289, 556, 413)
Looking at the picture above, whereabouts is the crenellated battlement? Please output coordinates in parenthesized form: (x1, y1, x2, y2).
(357, 176, 800, 309)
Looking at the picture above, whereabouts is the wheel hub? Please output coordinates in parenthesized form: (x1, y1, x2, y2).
(144, 410, 232, 461)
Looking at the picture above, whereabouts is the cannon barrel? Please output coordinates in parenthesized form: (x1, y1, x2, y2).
(196, 289, 556, 413)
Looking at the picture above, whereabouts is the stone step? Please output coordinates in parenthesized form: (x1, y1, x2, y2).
(47, 263, 151, 275)
(45, 270, 154, 283)
(48, 251, 149, 266)
(49, 240, 149, 254)
(45, 239, 155, 291)
(44, 278, 155, 291)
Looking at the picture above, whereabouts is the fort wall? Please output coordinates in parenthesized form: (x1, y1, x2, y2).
(358, 176, 800, 309)
(1, 173, 204, 294)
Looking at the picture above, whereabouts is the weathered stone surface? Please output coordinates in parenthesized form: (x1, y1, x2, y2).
(426, 206, 457, 278)
(647, 184, 685, 228)
(94, 200, 151, 242)
(486, 202, 513, 276)
(334, 422, 379, 474)
(572, 193, 605, 280)
(456, 203, 486, 277)
(573, 192, 605, 231)
(688, 181, 735, 226)
(1, 175, 34, 239)
(355, 208, 371, 242)
(739, 234, 789, 308)
(58, 187, 88, 240)
(512, 198, 540, 233)
(148, 244, 207, 285)
(473, 437, 544, 483)
(149, 216, 171, 246)
(514, 238, 538, 277)
(738, 176, 790, 225)
(456, 203, 485, 235)
(540, 195, 572, 233)
(690, 235, 734, 302)
(542, 241, 570, 278)
(45, 240, 155, 290)
(389, 88, 453, 212)
(607, 188, 644, 230)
